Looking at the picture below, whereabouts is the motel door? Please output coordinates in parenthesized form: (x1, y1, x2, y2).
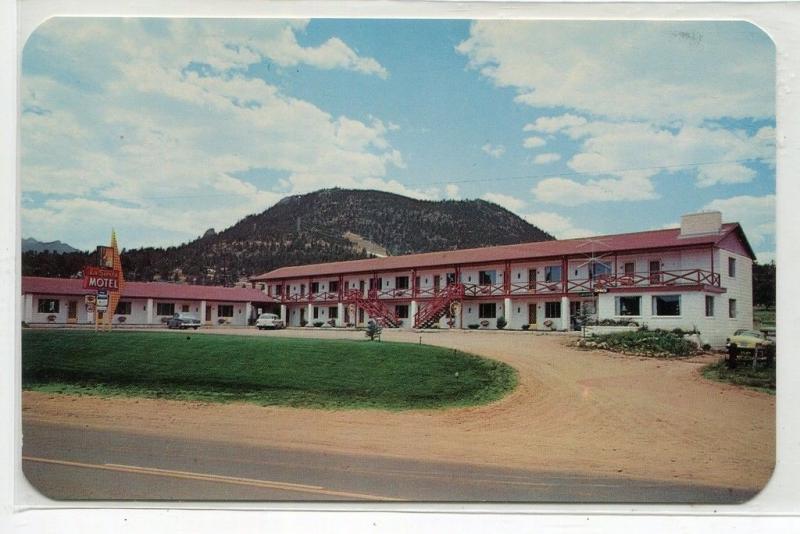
(205, 305, 211, 323)
(570, 301, 582, 331)
(649, 260, 661, 284)
(528, 303, 537, 325)
(67, 301, 78, 323)
(433, 275, 441, 292)
(359, 280, 365, 296)
(300, 308, 306, 324)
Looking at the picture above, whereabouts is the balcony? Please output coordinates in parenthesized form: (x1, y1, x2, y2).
(272, 269, 721, 302)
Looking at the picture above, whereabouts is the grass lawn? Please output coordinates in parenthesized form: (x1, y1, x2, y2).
(22, 330, 518, 410)
(702, 359, 775, 395)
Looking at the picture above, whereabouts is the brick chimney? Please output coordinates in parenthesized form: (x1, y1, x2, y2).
(680, 211, 722, 237)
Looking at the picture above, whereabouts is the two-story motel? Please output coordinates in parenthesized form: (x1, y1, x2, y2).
(250, 212, 755, 346)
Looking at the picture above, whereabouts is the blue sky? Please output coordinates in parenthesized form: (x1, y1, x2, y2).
(21, 19, 775, 261)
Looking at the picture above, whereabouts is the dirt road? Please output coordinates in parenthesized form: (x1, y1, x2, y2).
(21, 328, 775, 491)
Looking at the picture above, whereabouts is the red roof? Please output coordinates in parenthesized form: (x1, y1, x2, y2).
(22, 277, 269, 302)
(252, 223, 754, 280)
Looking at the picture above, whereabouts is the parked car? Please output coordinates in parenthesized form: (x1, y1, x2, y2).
(166, 312, 202, 330)
(256, 313, 285, 330)
(726, 329, 775, 351)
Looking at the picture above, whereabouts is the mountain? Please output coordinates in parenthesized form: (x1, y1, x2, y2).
(22, 237, 81, 254)
(22, 188, 555, 284)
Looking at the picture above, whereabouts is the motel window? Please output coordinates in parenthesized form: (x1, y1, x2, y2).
(478, 270, 496, 285)
(275, 285, 282, 296)
(652, 295, 681, 316)
(156, 303, 174, 316)
(544, 266, 562, 283)
(706, 296, 715, 317)
(728, 257, 736, 278)
(395, 276, 410, 290)
(624, 262, 635, 275)
(311, 282, 319, 294)
(589, 261, 612, 279)
(478, 303, 497, 319)
(300, 284, 306, 296)
(615, 296, 641, 316)
(115, 301, 132, 315)
(37, 299, 59, 314)
(218, 305, 234, 318)
(545, 302, 561, 319)
(729, 299, 737, 318)
(415, 276, 420, 289)
(328, 306, 338, 319)
(182, 304, 190, 312)
(328, 280, 339, 293)
(395, 305, 410, 319)
(446, 272, 457, 285)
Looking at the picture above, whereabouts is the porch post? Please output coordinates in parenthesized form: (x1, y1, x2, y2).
(561, 296, 570, 331)
(280, 304, 287, 325)
(245, 302, 252, 326)
(146, 298, 154, 324)
(307, 303, 313, 324)
(24, 294, 33, 323)
(200, 299, 206, 324)
(410, 300, 418, 328)
(337, 302, 344, 327)
(503, 297, 512, 325)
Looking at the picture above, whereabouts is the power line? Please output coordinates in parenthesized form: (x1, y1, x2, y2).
(134, 156, 775, 201)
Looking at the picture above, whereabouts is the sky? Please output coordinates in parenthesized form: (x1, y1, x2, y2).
(20, 19, 776, 262)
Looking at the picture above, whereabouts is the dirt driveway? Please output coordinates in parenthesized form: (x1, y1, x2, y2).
(21, 328, 775, 490)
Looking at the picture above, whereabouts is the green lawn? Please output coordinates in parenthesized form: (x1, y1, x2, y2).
(22, 330, 517, 410)
(702, 360, 775, 395)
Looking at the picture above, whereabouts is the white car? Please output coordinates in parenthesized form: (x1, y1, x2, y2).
(256, 313, 285, 330)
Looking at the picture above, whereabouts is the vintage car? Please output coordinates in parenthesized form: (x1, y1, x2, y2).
(726, 329, 775, 351)
(255, 313, 285, 330)
(166, 312, 202, 330)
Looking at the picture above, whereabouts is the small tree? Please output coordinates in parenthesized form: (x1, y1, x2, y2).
(365, 320, 382, 341)
(496, 316, 507, 330)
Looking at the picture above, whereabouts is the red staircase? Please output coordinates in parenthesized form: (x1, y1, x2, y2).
(413, 283, 465, 329)
(344, 289, 400, 328)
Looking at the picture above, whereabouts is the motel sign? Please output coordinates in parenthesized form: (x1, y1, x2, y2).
(82, 266, 120, 291)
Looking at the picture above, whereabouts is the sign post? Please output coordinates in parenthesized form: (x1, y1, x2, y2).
(84, 231, 125, 332)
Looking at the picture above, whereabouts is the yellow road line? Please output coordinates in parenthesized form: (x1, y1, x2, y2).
(22, 456, 403, 501)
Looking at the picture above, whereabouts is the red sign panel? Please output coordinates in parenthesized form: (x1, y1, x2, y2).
(83, 266, 120, 291)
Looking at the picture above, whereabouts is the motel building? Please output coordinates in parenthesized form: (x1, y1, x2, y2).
(250, 212, 755, 347)
(21, 277, 271, 328)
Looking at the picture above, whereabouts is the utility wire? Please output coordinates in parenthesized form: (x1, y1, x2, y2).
(135, 156, 775, 201)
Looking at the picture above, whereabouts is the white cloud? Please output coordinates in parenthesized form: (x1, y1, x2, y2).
(523, 136, 546, 149)
(21, 19, 406, 247)
(533, 171, 658, 206)
(481, 192, 526, 212)
(481, 143, 506, 158)
(457, 21, 774, 123)
(528, 120, 773, 205)
(522, 212, 594, 239)
(445, 184, 460, 199)
(533, 153, 561, 165)
(702, 194, 775, 247)
(524, 114, 587, 134)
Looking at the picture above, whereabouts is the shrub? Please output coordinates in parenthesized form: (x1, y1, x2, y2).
(521, 324, 530, 331)
(365, 321, 382, 341)
(313, 321, 324, 327)
(327, 319, 336, 327)
(300, 320, 308, 327)
(468, 324, 480, 330)
(117, 316, 127, 323)
(588, 330, 698, 357)
(496, 317, 507, 330)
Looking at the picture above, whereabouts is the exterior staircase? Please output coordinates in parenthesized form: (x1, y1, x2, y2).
(413, 283, 465, 329)
(344, 289, 400, 328)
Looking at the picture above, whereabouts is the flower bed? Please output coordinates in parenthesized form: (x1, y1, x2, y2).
(576, 330, 700, 357)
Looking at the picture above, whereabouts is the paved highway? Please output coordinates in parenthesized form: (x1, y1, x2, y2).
(22, 421, 756, 503)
